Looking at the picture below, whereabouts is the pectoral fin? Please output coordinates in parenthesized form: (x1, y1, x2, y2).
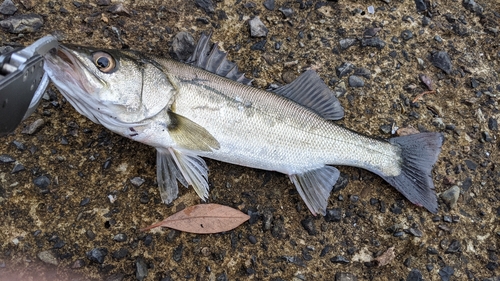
(167, 110, 220, 152)
(289, 166, 340, 216)
(156, 148, 211, 203)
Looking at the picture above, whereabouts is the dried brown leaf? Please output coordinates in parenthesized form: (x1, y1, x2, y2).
(141, 204, 250, 234)
(375, 247, 395, 267)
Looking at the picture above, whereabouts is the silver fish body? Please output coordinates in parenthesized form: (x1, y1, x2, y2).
(44, 34, 443, 215)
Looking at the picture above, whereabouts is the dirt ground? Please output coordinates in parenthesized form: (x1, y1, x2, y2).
(0, 0, 499, 280)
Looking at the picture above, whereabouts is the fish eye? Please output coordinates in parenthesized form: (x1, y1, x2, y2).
(92, 51, 116, 73)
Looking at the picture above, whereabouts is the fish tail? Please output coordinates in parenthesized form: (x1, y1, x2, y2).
(381, 132, 444, 213)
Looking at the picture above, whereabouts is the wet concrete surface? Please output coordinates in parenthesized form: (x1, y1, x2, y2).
(0, 0, 499, 280)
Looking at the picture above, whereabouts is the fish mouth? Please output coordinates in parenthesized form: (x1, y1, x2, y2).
(44, 45, 107, 124)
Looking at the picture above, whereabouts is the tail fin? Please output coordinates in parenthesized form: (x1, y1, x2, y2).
(381, 132, 444, 213)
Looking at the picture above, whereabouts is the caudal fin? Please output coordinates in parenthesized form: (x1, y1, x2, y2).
(381, 132, 444, 213)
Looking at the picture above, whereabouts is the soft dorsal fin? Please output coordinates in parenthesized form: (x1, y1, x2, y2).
(186, 32, 253, 85)
(273, 70, 344, 120)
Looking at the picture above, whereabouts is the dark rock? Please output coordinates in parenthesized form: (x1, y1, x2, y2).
(330, 255, 350, 264)
(320, 245, 333, 257)
(427, 247, 438, 255)
(422, 16, 431, 26)
(107, 3, 130, 16)
(488, 117, 498, 131)
(332, 172, 349, 192)
(111, 248, 129, 259)
(113, 233, 127, 242)
(279, 7, 293, 17)
(250, 40, 266, 51)
(173, 244, 183, 262)
(196, 17, 209, 24)
(464, 160, 477, 170)
(33, 175, 50, 194)
(470, 78, 480, 88)
(401, 30, 414, 41)
(11, 163, 25, 174)
(353, 68, 371, 79)
(443, 215, 452, 223)
(336, 62, 355, 78)
(407, 269, 423, 281)
(348, 75, 364, 87)
(486, 262, 498, 271)
(426, 264, 434, 272)
(431, 51, 453, 74)
(103, 158, 112, 169)
(301, 216, 317, 235)
(171, 32, 195, 61)
(263, 0, 275, 10)
(21, 119, 45, 134)
(136, 257, 148, 281)
(97, 0, 111, 6)
(463, 0, 483, 16)
(11, 140, 26, 150)
(335, 273, 357, 281)
(249, 17, 268, 37)
(445, 239, 461, 253)
(363, 28, 381, 38)
(86, 248, 108, 264)
(0, 154, 15, 163)
(438, 266, 454, 281)
(414, 0, 427, 12)
(339, 38, 358, 50)
(80, 197, 90, 206)
(440, 186, 460, 209)
(361, 37, 386, 49)
(195, 0, 214, 14)
(0, 0, 17, 15)
(248, 235, 257, 244)
(325, 208, 342, 222)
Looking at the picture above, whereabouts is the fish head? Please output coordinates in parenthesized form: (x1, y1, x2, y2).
(44, 44, 175, 134)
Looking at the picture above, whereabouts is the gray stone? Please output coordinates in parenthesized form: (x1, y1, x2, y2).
(21, 118, 45, 134)
(195, 0, 214, 14)
(86, 248, 108, 264)
(130, 177, 145, 187)
(135, 257, 148, 281)
(440, 185, 460, 209)
(248, 16, 268, 37)
(0, 0, 17, 15)
(339, 38, 358, 50)
(348, 75, 364, 87)
(0, 13, 43, 33)
(0, 154, 15, 163)
(431, 51, 452, 74)
(263, 0, 275, 10)
(37, 250, 58, 265)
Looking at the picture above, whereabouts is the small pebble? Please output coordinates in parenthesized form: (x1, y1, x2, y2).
(248, 16, 268, 37)
(86, 248, 108, 264)
(336, 62, 355, 78)
(324, 208, 342, 222)
(438, 266, 454, 281)
(301, 216, 317, 235)
(407, 269, 423, 281)
(348, 75, 364, 87)
(431, 51, 453, 74)
(130, 177, 145, 187)
(0, 154, 15, 163)
(11, 163, 25, 174)
(136, 257, 148, 281)
(37, 250, 58, 266)
(113, 233, 127, 242)
(440, 186, 460, 209)
(330, 255, 350, 264)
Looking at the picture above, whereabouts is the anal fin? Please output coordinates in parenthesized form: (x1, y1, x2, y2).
(273, 70, 344, 120)
(289, 166, 340, 216)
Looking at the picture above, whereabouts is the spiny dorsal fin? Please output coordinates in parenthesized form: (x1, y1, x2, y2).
(273, 70, 345, 120)
(186, 32, 253, 85)
(167, 110, 220, 152)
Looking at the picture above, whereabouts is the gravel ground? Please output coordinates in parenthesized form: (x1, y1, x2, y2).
(0, 0, 499, 280)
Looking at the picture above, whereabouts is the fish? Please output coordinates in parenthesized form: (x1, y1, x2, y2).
(43, 33, 444, 215)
